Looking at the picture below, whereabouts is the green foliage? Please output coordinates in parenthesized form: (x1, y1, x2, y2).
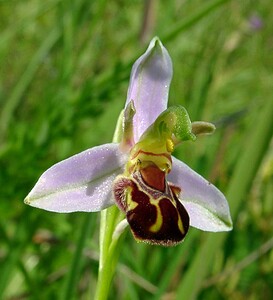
(0, 0, 272, 299)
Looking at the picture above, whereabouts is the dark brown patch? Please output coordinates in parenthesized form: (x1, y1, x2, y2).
(126, 178, 189, 246)
(113, 167, 190, 246)
(140, 164, 165, 192)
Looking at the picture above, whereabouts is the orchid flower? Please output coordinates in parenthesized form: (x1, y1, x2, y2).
(25, 38, 232, 246)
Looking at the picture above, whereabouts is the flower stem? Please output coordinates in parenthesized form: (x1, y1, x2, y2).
(95, 110, 126, 300)
(95, 207, 124, 300)
(95, 207, 115, 300)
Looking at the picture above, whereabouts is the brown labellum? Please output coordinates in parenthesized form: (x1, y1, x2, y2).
(113, 163, 189, 246)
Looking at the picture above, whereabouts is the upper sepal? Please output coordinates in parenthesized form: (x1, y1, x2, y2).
(24, 143, 128, 212)
(125, 37, 173, 142)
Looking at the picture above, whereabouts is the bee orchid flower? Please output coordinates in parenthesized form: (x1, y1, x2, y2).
(25, 38, 232, 246)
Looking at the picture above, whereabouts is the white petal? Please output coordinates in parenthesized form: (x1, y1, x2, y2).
(168, 157, 232, 231)
(25, 143, 128, 212)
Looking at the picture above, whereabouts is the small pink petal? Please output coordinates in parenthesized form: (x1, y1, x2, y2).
(169, 157, 232, 231)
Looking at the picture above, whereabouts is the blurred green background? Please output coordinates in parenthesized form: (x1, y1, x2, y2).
(0, 0, 273, 299)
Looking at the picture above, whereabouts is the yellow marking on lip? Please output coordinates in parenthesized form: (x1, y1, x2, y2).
(126, 187, 138, 211)
(177, 215, 185, 234)
(149, 201, 163, 233)
(171, 197, 185, 234)
(148, 196, 185, 234)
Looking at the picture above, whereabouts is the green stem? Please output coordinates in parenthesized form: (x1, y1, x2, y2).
(95, 207, 124, 300)
(95, 109, 126, 300)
